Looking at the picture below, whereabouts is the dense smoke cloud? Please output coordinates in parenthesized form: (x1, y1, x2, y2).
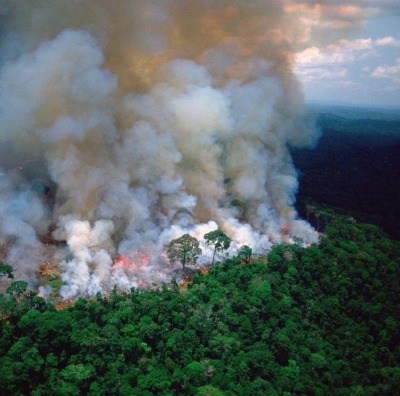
(0, 1, 320, 298)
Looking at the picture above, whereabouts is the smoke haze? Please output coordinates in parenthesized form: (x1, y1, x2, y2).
(0, 1, 320, 298)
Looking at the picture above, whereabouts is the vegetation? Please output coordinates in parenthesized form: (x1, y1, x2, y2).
(1, 212, 399, 395)
(204, 230, 231, 265)
(292, 111, 400, 240)
(6, 280, 28, 298)
(0, 261, 14, 279)
(238, 245, 252, 264)
(167, 234, 202, 270)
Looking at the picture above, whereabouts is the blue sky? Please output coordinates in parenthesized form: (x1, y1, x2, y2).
(292, 1, 400, 108)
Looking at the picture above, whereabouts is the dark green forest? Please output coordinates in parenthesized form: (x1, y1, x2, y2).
(1, 211, 400, 395)
(293, 109, 400, 240)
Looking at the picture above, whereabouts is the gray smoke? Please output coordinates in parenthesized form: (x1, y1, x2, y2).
(0, 1, 320, 299)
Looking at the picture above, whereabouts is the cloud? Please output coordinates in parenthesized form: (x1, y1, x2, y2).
(283, 2, 367, 46)
(295, 31, 400, 106)
(296, 65, 348, 83)
(295, 46, 344, 66)
(296, 38, 374, 65)
(284, 1, 400, 48)
(336, 38, 374, 51)
(371, 58, 400, 84)
(294, 1, 400, 16)
(367, 0, 400, 17)
(376, 36, 400, 47)
(285, 2, 400, 107)
(285, 2, 365, 28)
(295, 36, 377, 84)
(295, 35, 400, 84)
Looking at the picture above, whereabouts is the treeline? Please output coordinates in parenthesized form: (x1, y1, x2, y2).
(1, 212, 399, 395)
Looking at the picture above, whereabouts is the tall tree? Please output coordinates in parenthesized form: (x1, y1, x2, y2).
(238, 245, 252, 264)
(167, 234, 202, 270)
(204, 230, 231, 265)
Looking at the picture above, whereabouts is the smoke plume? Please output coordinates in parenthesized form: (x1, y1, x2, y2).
(0, 1, 320, 298)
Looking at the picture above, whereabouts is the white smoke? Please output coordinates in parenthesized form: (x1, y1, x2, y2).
(0, 1, 321, 299)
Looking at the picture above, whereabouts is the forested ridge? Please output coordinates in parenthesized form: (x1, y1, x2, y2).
(1, 212, 399, 395)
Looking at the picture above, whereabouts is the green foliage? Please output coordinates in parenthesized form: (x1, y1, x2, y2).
(0, 261, 14, 279)
(204, 230, 231, 265)
(6, 281, 28, 298)
(196, 385, 225, 396)
(238, 245, 252, 263)
(47, 276, 63, 301)
(167, 234, 202, 270)
(0, 212, 399, 395)
(292, 113, 400, 239)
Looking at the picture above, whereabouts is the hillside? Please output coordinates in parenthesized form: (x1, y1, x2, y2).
(1, 212, 399, 395)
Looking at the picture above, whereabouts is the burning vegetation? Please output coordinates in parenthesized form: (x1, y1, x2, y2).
(0, 1, 321, 299)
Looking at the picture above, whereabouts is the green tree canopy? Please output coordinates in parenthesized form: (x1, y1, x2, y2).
(167, 234, 202, 270)
(0, 211, 399, 395)
(6, 280, 28, 298)
(238, 245, 252, 263)
(204, 230, 231, 265)
(0, 262, 14, 279)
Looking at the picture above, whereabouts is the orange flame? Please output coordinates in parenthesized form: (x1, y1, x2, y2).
(112, 254, 137, 271)
(112, 251, 150, 272)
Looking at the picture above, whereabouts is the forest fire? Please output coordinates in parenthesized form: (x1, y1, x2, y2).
(280, 222, 291, 236)
(37, 261, 60, 280)
(0, 1, 320, 299)
(112, 252, 150, 272)
(54, 299, 75, 311)
(111, 252, 150, 288)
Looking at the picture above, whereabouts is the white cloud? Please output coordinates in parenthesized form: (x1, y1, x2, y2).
(295, 35, 400, 84)
(376, 36, 400, 47)
(295, 37, 376, 85)
(295, 46, 347, 66)
(371, 58, 400, 84)
(295, 33, 400, 106)
(295, 65, 348, 83)
(336, 38, 374, 51)
(288, 2, 400, 107)
(296, 37, 375, 67)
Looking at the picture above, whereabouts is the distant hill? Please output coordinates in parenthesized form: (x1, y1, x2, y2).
(306, 102, 400, 121)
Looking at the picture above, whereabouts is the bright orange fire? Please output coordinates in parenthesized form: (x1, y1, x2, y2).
(112, 251, 150, 288)
(113, 251, 150, 270)
(112, 254, 137, 271)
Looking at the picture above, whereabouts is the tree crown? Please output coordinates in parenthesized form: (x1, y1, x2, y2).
(204, 230, 231, 252)
(167, 234, 202, 269)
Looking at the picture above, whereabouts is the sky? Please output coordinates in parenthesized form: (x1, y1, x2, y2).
(291, 1, 400, 108)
